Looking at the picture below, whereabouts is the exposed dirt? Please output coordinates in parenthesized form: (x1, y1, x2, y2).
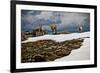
(21, 39, 84, 63)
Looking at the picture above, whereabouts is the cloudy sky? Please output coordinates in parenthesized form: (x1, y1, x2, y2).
(21, 10, 90, 33)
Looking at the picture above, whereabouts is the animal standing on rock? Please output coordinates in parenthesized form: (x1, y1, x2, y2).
(79, 24, 83, 33)
(50, 24, 57, 34)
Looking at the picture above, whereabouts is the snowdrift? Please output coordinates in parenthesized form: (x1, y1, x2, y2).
(22, 32, 90, 61)
(22, 32, 90, 43)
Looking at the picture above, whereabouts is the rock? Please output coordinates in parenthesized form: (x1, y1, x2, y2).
(21, 39, 84, 63)
(34, 55, 47, 62)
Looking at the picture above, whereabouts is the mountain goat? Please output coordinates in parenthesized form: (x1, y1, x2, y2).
(50, 24, 57, 34)
(79, 25, 83, 33)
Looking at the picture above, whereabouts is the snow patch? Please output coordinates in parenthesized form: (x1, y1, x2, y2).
(55, 38, 90, 61)
(22, 32, 90, 43)
(21, 32, 90, 61)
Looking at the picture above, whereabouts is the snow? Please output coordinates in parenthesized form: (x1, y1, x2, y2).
(22, 32, 90, 43)
(22, 32, 90, 61)
(55, 38, 90, 61)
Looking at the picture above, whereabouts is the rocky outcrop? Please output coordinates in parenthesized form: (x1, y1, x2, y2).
(21, 28, 47, 41)
(21, 32, 33, 41)
(32, 28, 47, 37)
(21, 39, 84, 63)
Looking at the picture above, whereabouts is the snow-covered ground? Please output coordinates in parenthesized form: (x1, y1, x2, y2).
(55, 38, 90, 61)
(22, 32, 90, 43)
(22, 32, 90, 61)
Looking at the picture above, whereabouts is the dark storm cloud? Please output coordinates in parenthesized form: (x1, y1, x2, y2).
(21, 10, 41, 15)
(21, 10, 62, 31)
(21, 10, 90, 32)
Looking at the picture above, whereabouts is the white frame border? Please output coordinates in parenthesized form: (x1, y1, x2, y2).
(16, 4, 95, 69)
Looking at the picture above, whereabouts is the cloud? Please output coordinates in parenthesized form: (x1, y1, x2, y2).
(56, 12, 90, 30)
(21, 10, 41, 15)
(35, 11, 53, 20)
(21, 10, 90, 32)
